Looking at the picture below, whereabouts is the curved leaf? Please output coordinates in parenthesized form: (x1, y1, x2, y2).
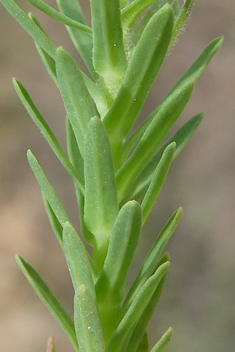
(150, 328, 173, 352)
(122, 208, 182, 314)
(116, 80, 194, 203)
(106, 262, 170, 352)
(16, 255, 79, 352)
(13, 79, 84, 190)
(0, 0, 57, 58)
(141, 142, 176, 224)
(25, 0, 92, 35)
(56, 0, 96, 78)
(122, 113, 203, 204)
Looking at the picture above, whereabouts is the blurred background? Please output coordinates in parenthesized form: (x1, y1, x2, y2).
(0, 0, 234, 351)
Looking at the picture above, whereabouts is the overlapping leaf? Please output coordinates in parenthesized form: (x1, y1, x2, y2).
(141, 142, 176, 224)
(95, 201, 141, 341)
(56, 0, 96, 78)
(25, 0, 92, 34)
(122, 208, 182, 314)
(123, 36, 223, 158)
(13, 79, 84, 190)
(63, 222, 95, 297)
(104, 5, 174, 146)
(0, 0, 57, 58)
(74, 284, 105, 352)
(106, 262, 170, 352)
(122, 113, 203, 205)
(116, 80, 194, 203)
(84, 117, 119, 270)
(89, 0, 127, 80)
(56, 47, 95, 158)
(125, 254, 169, 352)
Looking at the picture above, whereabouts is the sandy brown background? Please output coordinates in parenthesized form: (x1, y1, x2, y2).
(0, 1, 235, 351)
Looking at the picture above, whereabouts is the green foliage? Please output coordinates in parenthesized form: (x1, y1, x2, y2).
(0, 0, 222, 351)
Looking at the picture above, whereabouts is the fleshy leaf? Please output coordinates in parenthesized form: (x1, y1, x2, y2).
(125, 253, 169, 352)
(121, 0, 158, 29)
(0, 0, 57, 58)
(122, 208, 182, 314)
(16, 255, 79, 352)
(74, 284, 105, 352)
(123, 36, 223, 157)
(170, 0, 196, 46)
(106, 262, 170, 352)
(89, 0, 127, 80)
(84, 117, 119, 270)
(27, 150, 71, 245)
(136, 331, 149, 352)
(28, 13, 58, 85)
(122, 113, 203, 204)
(116, 80, 195, 203)
(63, 222, 95, 298)
(25, 0, 92, 35)
(130, 0, 168, 46)
(150, 328, 173, 352)
(141, 142, 176, 224)
(56, 47, 95, 158)
(56, 0, 96, 78)
(104, 5, 174, 145)
(43, 197, 63, 245)
(95, 200, 142, 341)
(13, 79, 84, 191)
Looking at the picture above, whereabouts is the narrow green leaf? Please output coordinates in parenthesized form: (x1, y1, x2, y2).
(74, 284, 105, 352)
(120, 0, 129, 9)
(56, 0, 96, 78)
(25, 0, 92, 35)
(84, 117, 119, 270)
(104, 4, 174, 144)
(81, 74, 109, 118)
(170, 0, 195, 46)
(121, 0, 159, 29)
(63, 222, 95, 298)
(43, 197, 63, 246)
(106, 262, 170, 352)
(56, 47, 95, 158)
(123, 36, 223, 157)
(136, 331, 149, 352)
(27, 150, 70, 231)
(116, 80, 194, 203)
(141, 142, 176, 224)
(172, 0, 179, 16)
(122, 208, 182, 313)
(89, 0, 127, 80)
(16, 255, 79, 352)
(125, 254, 169, 352)
(95, 201, 142, 341)
(28, 13, 58, 85)
(130, 0, 168, 46)
(0, 0, 57, 58)
(123, 113, 203, 204)
(150, 328, 173, 352)
(13, 79, 84, 191)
